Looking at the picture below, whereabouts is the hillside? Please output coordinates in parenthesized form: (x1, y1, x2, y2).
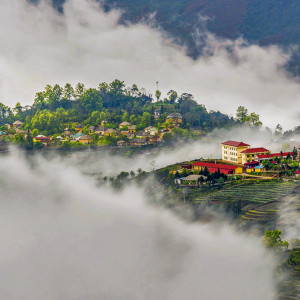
(37, 0, 300, 57)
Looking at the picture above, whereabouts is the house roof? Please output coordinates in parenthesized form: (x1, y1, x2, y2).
(13, 120, 23, 125)
(166, 113, 182, 119)
(295, 171, 300, 174)
(106, 128, 117, 133)
(120, 122, 131, 126)
(193, 162, 238, 170)
(221, 140, 250, 147)
(75, 124, 83, 128)
(255, 166, 265, 169)
(244, 161, 259, 166)
(241, 147, 270, 154)
(78, 135, 92, 140)
(35, 136, 51, 141)
(257, 152, 294, 159)
(128, 125, 136, 130)
(71, 133, 85, 138)
(180, 175, 202, 181)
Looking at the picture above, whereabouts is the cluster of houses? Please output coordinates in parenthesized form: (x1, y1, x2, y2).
(174, 140, 300, 185)
(0, 113, 183, 148)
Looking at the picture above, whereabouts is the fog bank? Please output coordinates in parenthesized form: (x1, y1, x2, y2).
(0, 152, 276, 299)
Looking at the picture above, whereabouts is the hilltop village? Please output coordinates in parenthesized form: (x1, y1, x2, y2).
(0, 112, 184, 149)
(170, 140, 300, 185)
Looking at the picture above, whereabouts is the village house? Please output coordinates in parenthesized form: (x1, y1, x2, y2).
(128, 125, 136, 133)
(75, 124, 84, 133)
(240, 147, 271, 164)
(129, 138, 148, 147)
(175, 174, 206, 185)
(295, 171, 300, 179)
(13, 120, 23, 129)
(221, 140, 250, 164)
(71, 132, 85, 140)
(33, 136, 52, 146)
(166, 113, 182, 127)
(254, 165, 266, 173)
(104, 128, 118, 136)
(119, 122, 131, 129)
(117, 140, 126, 147)
(244, 161, 260, 173)
(94, 126, 106, 135)
(192, 162, 243, 175)
(78, 135, 93, 144)
(256, 152, 294, 163)
(145, 126, 158, 136)
(88, 126, 95, 134)
(136, 131, 149, 138)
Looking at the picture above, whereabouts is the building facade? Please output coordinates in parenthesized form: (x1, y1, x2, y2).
(221, 140, 250, 164)
(240, 147, 270, 164)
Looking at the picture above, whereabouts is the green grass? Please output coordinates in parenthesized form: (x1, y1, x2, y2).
(193, 181, 299, 204)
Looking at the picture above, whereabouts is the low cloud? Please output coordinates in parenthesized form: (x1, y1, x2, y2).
(42, 125, 281, 177)
(0, 151, 276, 299)
(0, 0, 300, 128)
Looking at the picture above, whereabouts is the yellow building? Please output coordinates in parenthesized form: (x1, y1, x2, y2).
(78, 135, 93, 144)
(221, 140, 250, 164)
(128, 125, 136, 133)
(240, 147, 271, 164)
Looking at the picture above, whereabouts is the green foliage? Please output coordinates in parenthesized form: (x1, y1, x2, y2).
(263, 230, 289, 249)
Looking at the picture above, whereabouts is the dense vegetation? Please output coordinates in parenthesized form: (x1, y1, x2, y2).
(0, 80, 234, 137)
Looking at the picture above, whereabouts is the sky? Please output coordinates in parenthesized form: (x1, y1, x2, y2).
(0, 151, 277, 300)
(0, 0, 300, 129)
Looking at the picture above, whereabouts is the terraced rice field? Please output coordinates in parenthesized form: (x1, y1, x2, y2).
(193, 181, 299, 205)
(278, 266, 300, 300)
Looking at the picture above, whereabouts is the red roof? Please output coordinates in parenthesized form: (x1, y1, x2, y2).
(35, 136, 51, 141)
(257, 152, 293, 159)
(208, 168, 233, 175)
(244, 161, 259, 166)
(221, 140, 250, 147)
(193, 162, 238, 170)
(295, 171, 300, 174)
(241, 147, 270, 154)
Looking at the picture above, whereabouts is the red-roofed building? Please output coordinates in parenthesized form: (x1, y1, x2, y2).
(192, 162, 243, 174)
(256, 152, 294, 162)
(33, 136, 52, 147)
(295, 170, 300, 178)
(240, 147, 270, 164)
(221, 140, 250, 164)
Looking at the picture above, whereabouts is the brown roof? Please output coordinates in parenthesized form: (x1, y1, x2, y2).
(78, 135, 93, 140)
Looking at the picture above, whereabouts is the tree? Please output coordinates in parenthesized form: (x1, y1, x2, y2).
(248, 112, 262, 127)
(293, 146, 298, 159)
(275, 124, 283, 136)
(167, 90, 178, 103)
(79, 89, 103, 113)
(26, 130, 33, 150)
(235, 106, 249, 123)
(13, 102, 23, 117)
(63, 83, 74, 100)
(155, 90, 161, 101)
(263, 230, 289, 249)
(109, 79, 125, 95)
(75, 83, 85, 98)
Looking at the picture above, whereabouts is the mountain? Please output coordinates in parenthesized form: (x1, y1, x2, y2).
(31, 0, 300, 71)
